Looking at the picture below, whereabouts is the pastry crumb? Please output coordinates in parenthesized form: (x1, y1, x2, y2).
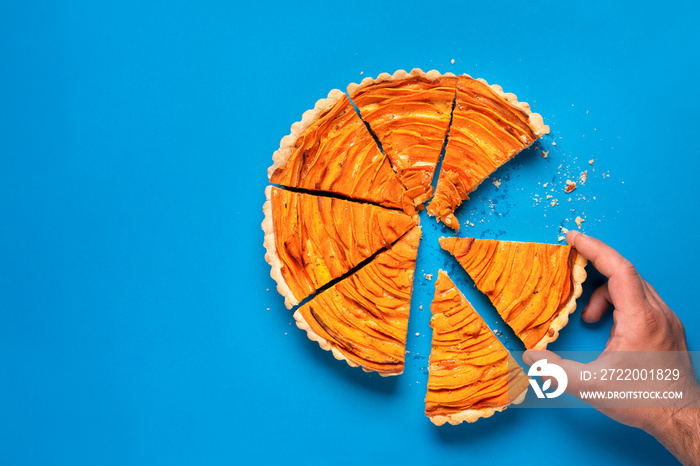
(415, 332, 420, 337)
(558, 236, 565, 242)
(589, 159, 594, 165)
(540, 150, 549, 158)
(425, 273, 432, 281)
(565, 180, 576, 193)
(451, 58, 455, 65)
(550, 200, 557, 207)
(493, 178, 501, 188)
(552, 141, 557, 146)
(560, 226, 569, 234)
(266, 308, 270, 311)
(419, 305, 423, 310)
(360, 71, 363, 75)
(543, 182, 549, 188)
(579, 170, 588, 185)
(575, 216, 585, 228)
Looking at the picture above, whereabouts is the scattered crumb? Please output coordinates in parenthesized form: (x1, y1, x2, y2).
(493, 178, 501, 188)
(589, 159, 594, 165)
(552, 141, 557, 146)
(415, 332, 420, 337)
(543, 182, 549, 188)
(560, 226, 569, 234)
(419, 305, 423, 310)
(546, 194, 553, 199)
(550, 200, 557, 207)
(540, 150, 549, 159)
(425, 273, 432, 281)
(579, 170, 588, 185)
(575, 216, 585, 229)
(266, 288, 269, 291)
(360, 71, 363, 75)
(565, 180, 577, 193)
(266, 308, 270, 311)
(451, 58, 455, 65)
(558, 236, 565, 242)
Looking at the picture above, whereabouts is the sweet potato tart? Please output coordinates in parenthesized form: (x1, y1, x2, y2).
(440, 237, 587, 350)
(269, 89, 413, 213)
(294, 226, 421, 376)
(262, 186, 416, 309)
(426, 271, 529, 425)
(427, 75, 550, 230)
(348, 69, 457, 208)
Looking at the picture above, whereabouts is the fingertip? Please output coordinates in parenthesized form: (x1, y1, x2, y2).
(566, 230, 582, 246)
(523, 350, 556, 366)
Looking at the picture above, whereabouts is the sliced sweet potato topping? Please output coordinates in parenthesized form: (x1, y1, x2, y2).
(348, 70, 457, 207)
(293, 226, 421, 375)
(427, 75, 550, 231)
(269, 92, 412, 213)
(425, 271, 528, 424)
(263, 186, 416, 309)
(440, 237, 586, 349)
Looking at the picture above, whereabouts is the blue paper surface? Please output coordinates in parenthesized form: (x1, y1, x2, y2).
(2, 1, 699, 464)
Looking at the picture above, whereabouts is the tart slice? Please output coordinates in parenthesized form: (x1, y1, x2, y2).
(269, 90, 413, 213)
(425, 271, 529, 425)
(262, 186, 417, 309)
(440, 237, 587, 350)
(427, 75, 550, 230)
(294, 226, 421, 376)
(347, 69, 457, 207)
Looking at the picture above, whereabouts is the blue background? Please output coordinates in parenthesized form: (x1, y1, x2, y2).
(2, 1, 699, 464)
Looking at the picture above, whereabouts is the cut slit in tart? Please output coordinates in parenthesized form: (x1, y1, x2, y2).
(440, 237, 588, 350)
(427, 75, 550, 231)
(268, 89, 413, 214)
(262, 186, 417, 309)
(348, 69, 457, 208)
(294, 226, 421, 376)
(425, 270, 529, 425)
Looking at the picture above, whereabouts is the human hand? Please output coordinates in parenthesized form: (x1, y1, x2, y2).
(523, 231, 700, 465)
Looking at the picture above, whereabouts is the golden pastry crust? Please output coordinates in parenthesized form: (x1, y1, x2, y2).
(262, 185, 298, 309)
(293, 226, 421, 376)
(268, 89, 345, 180)
(429, 388, 528, 426)
(469, 75, 549, 136)
(346, 68, 456, 96)
(531, 252, 588, 350)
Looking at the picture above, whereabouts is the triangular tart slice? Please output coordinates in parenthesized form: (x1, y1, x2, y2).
(425, 270, 529, 425)
(293, 226, 421, 376)
(347, 69, 457, 207)
(269, 90, 413, 213)
(427, 75, 550, 230)
(262, 186, 417, 309)
(440, 237, 587, 349)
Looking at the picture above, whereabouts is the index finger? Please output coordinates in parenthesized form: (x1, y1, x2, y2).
(566, 231, 648, 308)
(566, 231, 635, 280)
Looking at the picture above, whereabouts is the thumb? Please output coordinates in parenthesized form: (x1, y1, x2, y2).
(523, 349, 586, 395)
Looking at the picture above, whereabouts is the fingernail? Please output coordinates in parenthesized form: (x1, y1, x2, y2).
(523, 351, 534, 365)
